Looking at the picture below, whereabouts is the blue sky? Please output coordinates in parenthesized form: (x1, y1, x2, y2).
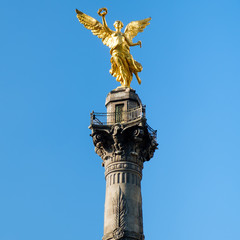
(0, 0, 240, 239)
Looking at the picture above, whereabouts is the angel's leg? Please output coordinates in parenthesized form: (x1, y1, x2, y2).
(112, 55, 128, 86)
(134, 72, 141, 84)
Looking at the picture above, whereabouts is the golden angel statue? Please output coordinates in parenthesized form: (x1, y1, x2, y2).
(76, 8, 151, 88)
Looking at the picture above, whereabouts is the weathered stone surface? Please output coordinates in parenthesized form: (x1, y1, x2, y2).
(105, 88, 142, 112)
(89, 88, 157, 240)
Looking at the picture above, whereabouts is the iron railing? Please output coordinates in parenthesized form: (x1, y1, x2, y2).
(146, 122, 157, 138)
(90, 106, 157, 138)
(90, 106, 145, 126)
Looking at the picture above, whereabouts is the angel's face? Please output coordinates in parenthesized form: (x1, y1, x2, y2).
(114, 21, 124, 31)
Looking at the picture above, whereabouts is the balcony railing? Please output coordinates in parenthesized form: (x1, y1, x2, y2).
(90, 106, 145, 126)
(146, 122, 157, 138)
(90, 105, 157, 138)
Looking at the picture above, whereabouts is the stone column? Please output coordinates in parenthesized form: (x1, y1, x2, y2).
(89, 88, 157, 240)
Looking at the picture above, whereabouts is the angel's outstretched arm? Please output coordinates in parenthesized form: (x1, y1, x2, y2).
(98, 8, 112, 34)
(125, 37, 142, 48)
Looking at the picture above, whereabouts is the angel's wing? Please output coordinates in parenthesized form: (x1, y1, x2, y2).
(124, 18, 151, 42)
(76, 9, 113, 47)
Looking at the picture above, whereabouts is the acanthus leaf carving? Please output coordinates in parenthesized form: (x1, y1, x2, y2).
(90, 121, 158, 164)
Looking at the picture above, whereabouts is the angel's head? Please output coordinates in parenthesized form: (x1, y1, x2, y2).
(114, 20, 124, 31)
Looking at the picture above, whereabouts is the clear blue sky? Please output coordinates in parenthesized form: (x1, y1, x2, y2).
(1, 0, 240, 239)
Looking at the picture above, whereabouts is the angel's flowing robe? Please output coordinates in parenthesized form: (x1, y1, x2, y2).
(109, 41, 142, 88)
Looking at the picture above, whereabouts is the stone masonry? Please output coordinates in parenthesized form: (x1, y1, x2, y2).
(89, 87, 158, 240)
